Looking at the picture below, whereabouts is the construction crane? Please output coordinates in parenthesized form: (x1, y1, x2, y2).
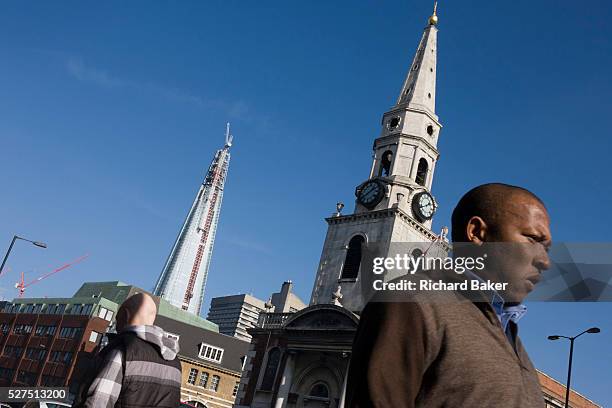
(14, 254, 89, 298)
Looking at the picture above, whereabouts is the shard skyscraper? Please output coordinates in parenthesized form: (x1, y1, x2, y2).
(153, 124, 233, 315)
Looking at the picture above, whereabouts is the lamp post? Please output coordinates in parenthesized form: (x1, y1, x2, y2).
(0, 235, 48, 276)
(548, 327, 601, 408)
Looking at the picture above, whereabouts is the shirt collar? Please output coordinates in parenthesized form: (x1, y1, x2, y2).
(463, 269, 527, 330)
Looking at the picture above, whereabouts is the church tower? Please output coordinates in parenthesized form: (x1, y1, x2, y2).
(310, 4, 444, 312)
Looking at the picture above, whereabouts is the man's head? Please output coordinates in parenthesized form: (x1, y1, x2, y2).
(115, 292, 157, 332)
(451, 183, 552, 304)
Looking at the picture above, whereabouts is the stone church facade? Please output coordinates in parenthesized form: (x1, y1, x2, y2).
(235, 5, 446, 408)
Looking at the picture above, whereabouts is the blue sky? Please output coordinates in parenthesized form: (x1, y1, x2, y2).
(1, 0, 610, 404)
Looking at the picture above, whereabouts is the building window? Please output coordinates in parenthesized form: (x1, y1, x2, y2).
(97, 307, 114, 321)
(62, 351, 73, 364)
(83, 304, 93, 315)
(35, 325, 57, 336)
(379, 150, 393, 177)
(415, 158, 428, 186)
(4, 303, 20, 313)
(210, 375, 220, 392)
(50, 351, 64, 362)
(309, 383, 329, 398)
(25, 347, 46, 361)
(260, 348, 281, 391)
(4, 346, 24, 358)
(166, 332, 180, 341)
(0, 368, 15, 380)
(426, 125, 434, 136)
(387, 116, 401, 131)
(233, 381, 240, 397)
(59, 326, 83, 339)
(198, 343, 224, 363)
(72, 304, 93, 315)
(14, 324, 33, 334)
(188, 368, 198, 385)
(198, 371, 209, 388)
(340, 235, 365, 280)
(89, 331, 100, 343)
(46, 304, 66, 315)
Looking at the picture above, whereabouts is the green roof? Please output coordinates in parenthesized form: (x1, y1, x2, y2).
(158, 298, 218, 332)
(6, 280, 218, 333)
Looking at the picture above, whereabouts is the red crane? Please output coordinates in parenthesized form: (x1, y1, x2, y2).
(14, 254, 89, 298)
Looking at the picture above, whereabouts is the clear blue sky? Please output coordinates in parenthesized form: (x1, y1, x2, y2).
(1, 1, 610, 405)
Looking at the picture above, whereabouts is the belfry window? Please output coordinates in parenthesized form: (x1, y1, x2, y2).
(379, 150, 393, 177)
(341, 235, 365, 280)
(260, 348, 281, 391)
(415, 158, 428, 186)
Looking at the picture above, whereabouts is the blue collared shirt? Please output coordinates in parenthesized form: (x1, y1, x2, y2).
(463, 270, 527, 335)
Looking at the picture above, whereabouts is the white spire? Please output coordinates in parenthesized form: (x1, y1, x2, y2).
(396, 8, 439, 115)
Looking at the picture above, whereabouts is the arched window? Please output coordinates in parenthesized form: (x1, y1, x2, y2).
(309, 383, 329, 398)
(341, 236, 365, 280)
(415, 158, 428, 186)
(260, 348, 281, 391)
(379, 150, 393, 177)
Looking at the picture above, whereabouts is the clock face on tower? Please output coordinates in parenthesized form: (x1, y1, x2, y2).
(412, 191, 436, 221)
(357, 180, 385, 209)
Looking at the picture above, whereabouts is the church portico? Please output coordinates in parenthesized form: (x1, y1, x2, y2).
(238, 305, 357, 408)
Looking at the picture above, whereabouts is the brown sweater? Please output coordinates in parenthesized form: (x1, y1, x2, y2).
(346, 298, 545, 408)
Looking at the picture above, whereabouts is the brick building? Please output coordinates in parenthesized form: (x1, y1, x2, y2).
(0, 291, 117, 389)
(0, 280, 233, 404)
(539, 371, 601, 408)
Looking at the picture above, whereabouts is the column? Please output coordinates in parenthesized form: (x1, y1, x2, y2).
(274, 352, 296, 408)
(337, 358, 351, 408)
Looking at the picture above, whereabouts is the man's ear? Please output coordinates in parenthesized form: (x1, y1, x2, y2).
(465, 216, 488, 245)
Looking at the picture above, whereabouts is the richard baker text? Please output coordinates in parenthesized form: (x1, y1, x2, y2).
(372, 278, 508, 292)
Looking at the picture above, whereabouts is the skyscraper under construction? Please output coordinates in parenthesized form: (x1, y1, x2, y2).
(153, 124, 233, 315)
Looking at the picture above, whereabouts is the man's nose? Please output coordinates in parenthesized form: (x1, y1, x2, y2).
(534, 249, 551, 271)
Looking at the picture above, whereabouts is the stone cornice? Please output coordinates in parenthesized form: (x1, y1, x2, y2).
(385, 105, 442, 127)
(327, 207, 450, 248)
(374, 133, 440, 159)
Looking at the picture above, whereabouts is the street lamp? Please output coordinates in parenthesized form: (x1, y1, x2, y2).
(0, 235, 48, 276)
(548, 327, 601, 408)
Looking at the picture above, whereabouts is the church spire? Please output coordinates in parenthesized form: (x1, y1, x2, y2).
(395, 3, 439, 115)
